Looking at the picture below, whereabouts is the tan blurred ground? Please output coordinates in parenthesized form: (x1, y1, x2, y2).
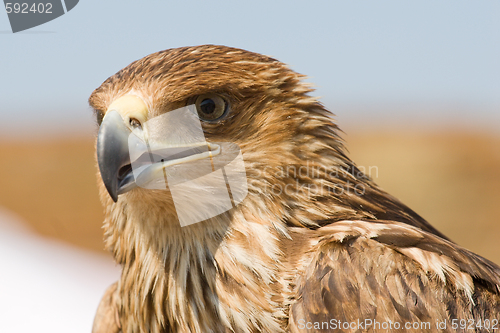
(0, 130, 499, 263)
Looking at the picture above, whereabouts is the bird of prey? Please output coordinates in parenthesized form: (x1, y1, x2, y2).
(90, 45, 500, 333)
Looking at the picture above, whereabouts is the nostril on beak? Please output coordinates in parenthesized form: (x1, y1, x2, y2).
(129, 117, 142, 129)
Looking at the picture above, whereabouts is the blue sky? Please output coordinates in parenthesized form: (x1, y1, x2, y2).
(0, 0, 499, 137)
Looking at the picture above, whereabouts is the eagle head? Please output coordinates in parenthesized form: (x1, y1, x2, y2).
(89, 45, 354, 231)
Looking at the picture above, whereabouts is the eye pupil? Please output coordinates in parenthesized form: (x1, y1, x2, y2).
(194, 94, 227, 121)
(200, 99, 216, 114)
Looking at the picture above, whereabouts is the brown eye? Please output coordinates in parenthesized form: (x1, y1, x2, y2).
(195, 94, 227, 121)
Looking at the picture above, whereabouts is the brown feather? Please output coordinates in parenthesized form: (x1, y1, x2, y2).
(90, 45, 500, 332)
(92, 282, 121, 333)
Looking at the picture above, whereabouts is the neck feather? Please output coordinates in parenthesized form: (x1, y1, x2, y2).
(103, 197, 287, 333)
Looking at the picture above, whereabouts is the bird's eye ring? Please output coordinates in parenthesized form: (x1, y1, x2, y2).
(194, 94, 228, 122)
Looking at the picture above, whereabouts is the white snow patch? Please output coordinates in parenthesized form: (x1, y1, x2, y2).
(0, 208, 121, 333)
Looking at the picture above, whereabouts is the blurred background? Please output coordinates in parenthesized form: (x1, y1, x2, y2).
(0, 1, 499, 332)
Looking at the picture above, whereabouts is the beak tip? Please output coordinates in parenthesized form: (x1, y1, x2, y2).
(109, 190, 118, 203)
(100, 176, 119, 202)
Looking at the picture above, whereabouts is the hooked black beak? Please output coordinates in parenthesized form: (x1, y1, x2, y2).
(96, 111, 136, 202)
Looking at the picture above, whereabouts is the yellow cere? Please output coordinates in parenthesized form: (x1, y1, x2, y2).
(107, 95, 149, 124)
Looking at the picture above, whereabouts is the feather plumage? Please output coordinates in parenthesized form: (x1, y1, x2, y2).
(90, 45, 500, 333)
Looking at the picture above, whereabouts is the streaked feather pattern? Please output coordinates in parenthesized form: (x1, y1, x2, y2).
(90, 45, 500, 332)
